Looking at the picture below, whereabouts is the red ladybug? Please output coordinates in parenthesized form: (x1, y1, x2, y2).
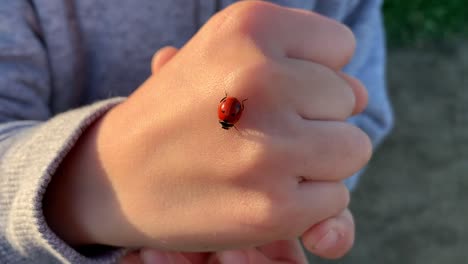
(218, 94, 247, 130)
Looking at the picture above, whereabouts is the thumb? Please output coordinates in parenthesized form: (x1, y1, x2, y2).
(302, 208, 355, 259)
(151, 46, 178, 74)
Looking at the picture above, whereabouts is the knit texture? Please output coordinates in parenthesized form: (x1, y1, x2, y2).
(0, 98, 125, 263)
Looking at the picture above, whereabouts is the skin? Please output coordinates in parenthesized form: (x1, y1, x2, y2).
(119, 47, 358, 264)
(43, 1, 370, 263)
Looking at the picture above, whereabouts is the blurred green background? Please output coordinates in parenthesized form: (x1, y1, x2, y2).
(384, 0, 468, 46)
(307, 1, 468, 263)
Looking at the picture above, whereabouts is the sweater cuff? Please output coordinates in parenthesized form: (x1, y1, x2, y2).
(5, 98, 127, 263)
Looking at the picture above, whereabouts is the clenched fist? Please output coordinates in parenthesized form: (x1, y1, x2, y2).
(44, 1, 370, 257)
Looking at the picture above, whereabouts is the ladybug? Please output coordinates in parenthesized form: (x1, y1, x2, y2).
(218, 94, 247, 130)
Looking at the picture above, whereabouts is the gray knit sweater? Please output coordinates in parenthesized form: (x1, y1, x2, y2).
(0, 1, 393, 263)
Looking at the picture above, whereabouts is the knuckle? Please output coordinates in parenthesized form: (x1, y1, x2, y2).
(238, 188, 293, 238)
(239, 182, 294, 239)
(217, 1, 275, 38)
(234, 59, 283, 93)
(243, 59, 277, 81)
(227, 138, 274, 184)
(237, 142, 270, 176)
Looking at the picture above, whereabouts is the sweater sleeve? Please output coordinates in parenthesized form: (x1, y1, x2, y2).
(0, 2, 125, 263)
(342, 0, 394, 189)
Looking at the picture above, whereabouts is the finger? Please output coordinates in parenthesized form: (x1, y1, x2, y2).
(119, 250, 143, 264)
(337, 73, 368, 115)
(181, 252, 212, 263)
(209, 250, 248, 264)
(280, 60, 359, 120)
(283, 121, 372, 182)
(216, 1, 355, 69)
(244, 182, 349, 243)
(214, 248, 295, 264)
(151, 46, 178, 74)
(277, 7, 355, 69)
(302, 208, 355, 259)
(140, 249, 192, 264)
(292, 182, 350, 232)
(257, 240, 308, 264)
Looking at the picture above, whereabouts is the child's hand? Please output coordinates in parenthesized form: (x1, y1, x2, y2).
(120, 239, 308, 264)
(44, 0, 370, 253)
(119, 208, 355, 263)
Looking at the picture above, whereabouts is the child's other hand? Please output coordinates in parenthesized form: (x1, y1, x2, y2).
(120, 239, 307, 264)
(119, 208, 354, 263)
(120, 240, 308, 264)
(44, 0, 369, 254)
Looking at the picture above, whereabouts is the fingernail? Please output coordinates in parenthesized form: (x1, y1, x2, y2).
(218, 250, 247, 264)
(141, 250, 170, 264)
(313, 229, 341, 251)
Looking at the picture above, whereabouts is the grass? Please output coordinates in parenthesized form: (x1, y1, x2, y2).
(383, 0, 468, 46)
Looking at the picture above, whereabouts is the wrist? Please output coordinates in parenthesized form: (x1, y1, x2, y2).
(43, 111, 122, 247)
